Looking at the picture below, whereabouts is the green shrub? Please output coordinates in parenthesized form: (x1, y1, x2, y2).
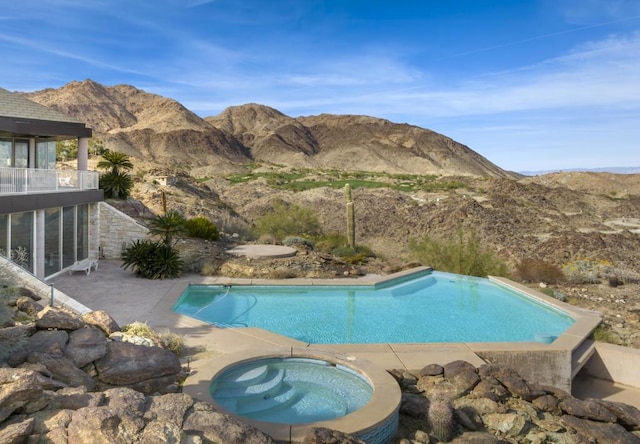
(314, 233, 347, 254)
(121, 239, 183, 279)
(252, 199, 321, 241)
(409, 232, 510, 278)
(515, 258, 564, 284)
(186, 216, 219, 241)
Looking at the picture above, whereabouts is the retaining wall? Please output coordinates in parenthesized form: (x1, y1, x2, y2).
(98, 202, 149, 259)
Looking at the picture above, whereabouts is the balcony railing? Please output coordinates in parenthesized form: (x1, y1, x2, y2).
(0, 167, 99, 195)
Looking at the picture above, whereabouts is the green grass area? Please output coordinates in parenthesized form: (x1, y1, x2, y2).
(225, 165, 466, 193)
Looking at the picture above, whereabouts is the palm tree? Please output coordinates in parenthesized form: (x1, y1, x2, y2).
(99, 171, 133, 199)
(148, 210, 188, 245)
(97, 150, 133, 175)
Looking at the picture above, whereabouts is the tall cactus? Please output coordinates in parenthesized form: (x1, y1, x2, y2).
(345, 183, 355, 248)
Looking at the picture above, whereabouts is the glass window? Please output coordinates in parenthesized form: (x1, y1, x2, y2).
(37, 140, 57, 170)
(14, 140, 29, 168)
(10, 212, 33, 271)
(76, 204, 88, 261)
(44, 208, 61, 276)
(0, 139, 10, 167)
(62, 206, 76, 268)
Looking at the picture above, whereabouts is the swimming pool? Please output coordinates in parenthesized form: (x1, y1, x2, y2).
(172, 269, 575, 344)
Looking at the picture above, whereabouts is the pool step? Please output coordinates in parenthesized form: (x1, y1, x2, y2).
(216, 365, 269, 389)
(214, 368, 285, 400)
(237, 383, 298, 416)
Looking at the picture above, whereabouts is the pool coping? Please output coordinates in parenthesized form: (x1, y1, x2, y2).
(183, 348, 401, 443)
(175, 267, 601, 396)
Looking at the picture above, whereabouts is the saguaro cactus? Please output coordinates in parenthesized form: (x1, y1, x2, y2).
(345, 183, 355, 248)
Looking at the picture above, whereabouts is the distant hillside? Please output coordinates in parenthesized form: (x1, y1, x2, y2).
(521, 167, 640, 175)
(24, 80, 516, 178)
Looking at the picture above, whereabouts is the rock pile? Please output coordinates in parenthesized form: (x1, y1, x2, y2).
(3, 292, 640, 443)
(392, 360, 640, 443)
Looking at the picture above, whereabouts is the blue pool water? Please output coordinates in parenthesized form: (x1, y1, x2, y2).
(210, 357, 373, 424)
(172, 270, 575, 344)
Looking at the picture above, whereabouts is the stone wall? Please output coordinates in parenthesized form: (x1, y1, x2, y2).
(98, 202, 148, 259)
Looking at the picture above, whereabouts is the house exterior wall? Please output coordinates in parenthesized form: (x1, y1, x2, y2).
(98, 202, 148, 259)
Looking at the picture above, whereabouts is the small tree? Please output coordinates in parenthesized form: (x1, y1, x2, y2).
(98, 150, 134, 199)
(97, 149, 134, 174)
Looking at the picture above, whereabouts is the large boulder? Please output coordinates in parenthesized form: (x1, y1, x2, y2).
(65, 326, 108, 367)
(182, 401, 274, 444)
(94, 342, 182, 393)
(0, 368, 43, 423)
(67, 406, 124, 444)
(27, 330, 68, 356)
(0, 417, 35, 444)
(36, 306, 84, 331)
(83, 310, 120, 336)
(562, 415, 640, 444)
(28, 353, 95, 390)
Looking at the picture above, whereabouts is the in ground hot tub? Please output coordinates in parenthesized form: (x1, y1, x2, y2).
(205, 350, 400, 443)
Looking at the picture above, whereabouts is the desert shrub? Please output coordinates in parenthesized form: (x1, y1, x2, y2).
(122, 321, 184, 356)
(186, 216, 219, 241)
(409, 232, 510, 278)
(515, 258, 564, 284)
(252, 199, 321, 241)
(591, 324, 622, 345)
(121, 239, 183, 279)
(332, 245, 375, 264)
(282, 236, 315, 249)
(562, 258, 613, 284)
(314, 234, 374, 264)
(314, 233, 347, 254)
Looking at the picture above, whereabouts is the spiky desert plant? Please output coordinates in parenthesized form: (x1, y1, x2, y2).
(428, 393, 455, 442)
(345, 183, 356, 248)
(149, 210, 188, 245)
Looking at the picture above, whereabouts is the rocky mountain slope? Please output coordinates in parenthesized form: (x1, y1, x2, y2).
(25, 80, 515, 177)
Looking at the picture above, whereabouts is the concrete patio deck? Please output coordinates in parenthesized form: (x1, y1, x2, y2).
(49, 260, 640, 409)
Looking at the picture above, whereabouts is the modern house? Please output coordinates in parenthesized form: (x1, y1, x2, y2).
(0, 87, 103, 279)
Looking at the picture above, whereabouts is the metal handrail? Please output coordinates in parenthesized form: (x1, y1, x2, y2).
(0, 167, 99, 195)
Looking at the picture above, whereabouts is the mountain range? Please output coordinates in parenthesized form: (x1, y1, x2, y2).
(24, 79, 515, 178)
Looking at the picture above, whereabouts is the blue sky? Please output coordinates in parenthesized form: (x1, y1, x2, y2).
(1, 0, 639, 172)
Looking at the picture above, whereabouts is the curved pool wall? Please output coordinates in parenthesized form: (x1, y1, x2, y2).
(200, 349, 401, 444)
